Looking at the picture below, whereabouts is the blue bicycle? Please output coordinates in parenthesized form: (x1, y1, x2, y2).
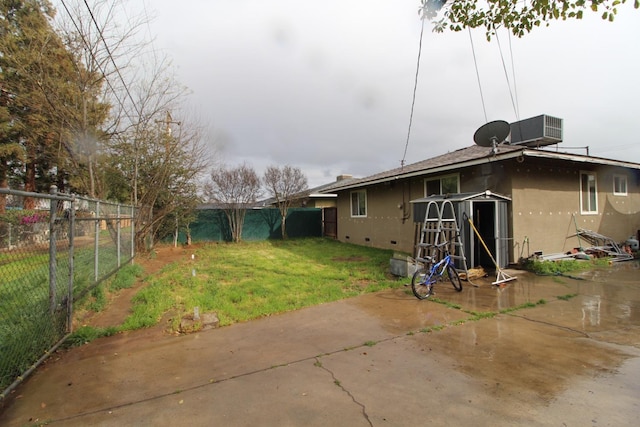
(411, 242, 463, 299)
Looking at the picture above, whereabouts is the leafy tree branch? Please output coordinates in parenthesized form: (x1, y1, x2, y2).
(421, 0, 639, 39)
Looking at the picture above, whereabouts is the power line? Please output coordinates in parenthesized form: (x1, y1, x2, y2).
(82, 0, 142, 119)
(400, 16, 426, 169)
(507, 31, 520, 120)
(468, 28, 488, 123)
(59, 0, 130, 118)
(495, 30, 519, 120)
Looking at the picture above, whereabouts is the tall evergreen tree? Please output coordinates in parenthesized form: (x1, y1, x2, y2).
(0, 0, 97, 206)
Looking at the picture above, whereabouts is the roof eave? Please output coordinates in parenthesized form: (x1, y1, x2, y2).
(308, 193, 337, 198)
(522, 149, 640, 169)
(331, 149, 525, 191)
(329, 148, 640, 193)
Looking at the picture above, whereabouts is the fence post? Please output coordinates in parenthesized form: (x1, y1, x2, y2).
(131, 206, 135, 260)
(117, 204, 121, 267)
(49, 185, 58, 314)
(94, 200, 100, 283)
(67, 197, 75, 332)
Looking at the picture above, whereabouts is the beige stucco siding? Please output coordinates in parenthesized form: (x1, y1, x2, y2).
(509, 161, 640, 256)
(334, 155, 640, 262)
(336, 180, 423, 255)
(458, 161, 513, 195)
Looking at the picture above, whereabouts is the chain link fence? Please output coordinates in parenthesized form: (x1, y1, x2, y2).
(0, 186, 135, 401)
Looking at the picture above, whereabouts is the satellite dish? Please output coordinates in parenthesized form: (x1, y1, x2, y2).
(473, 120, 511, 154)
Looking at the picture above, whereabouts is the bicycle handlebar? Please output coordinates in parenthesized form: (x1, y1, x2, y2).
(432, 238, 459, 249)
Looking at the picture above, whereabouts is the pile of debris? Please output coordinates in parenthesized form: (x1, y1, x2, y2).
(536, 229, 636, 263)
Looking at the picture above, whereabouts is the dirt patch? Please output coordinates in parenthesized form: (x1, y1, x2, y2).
(78, 244, 198, 329)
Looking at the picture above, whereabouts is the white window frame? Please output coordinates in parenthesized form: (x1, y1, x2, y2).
(350, 190, 367, 218)
(424, 173, 460, 197)
(613, 174, 628, 196)
(580, 171, 598, 214)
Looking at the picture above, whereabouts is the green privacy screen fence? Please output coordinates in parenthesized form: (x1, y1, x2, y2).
(187, 208, 322, 242)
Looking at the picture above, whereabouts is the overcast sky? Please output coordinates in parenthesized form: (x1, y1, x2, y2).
(135, 0, 640, 188)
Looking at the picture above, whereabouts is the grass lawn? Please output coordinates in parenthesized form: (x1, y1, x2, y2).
(120, 238, 405, 331)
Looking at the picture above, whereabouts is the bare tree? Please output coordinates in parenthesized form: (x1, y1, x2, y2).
(55, 1, 215, 251)
(54, 0, 150, 198)
(263, 165, 308, 239)
(205, 163, 261, 242)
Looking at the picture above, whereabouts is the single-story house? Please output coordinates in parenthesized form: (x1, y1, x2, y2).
(320, 117, 640, 268)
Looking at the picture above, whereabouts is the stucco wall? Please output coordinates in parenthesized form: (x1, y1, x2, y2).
(335, 155, 640, 262)
(336, 179, 423, 255)
(509, 159, 640, 256)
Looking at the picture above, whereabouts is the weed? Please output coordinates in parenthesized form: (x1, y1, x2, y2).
(87, 285, 107, 312)
(420, 324, 445, 333)
(64, 325, 119, 348)
(110, 264, 144, 291)
(468, 311, 498, 320)
(499, 300, 545, 314)
(364, 340, 377, 347)
(522, 258, 611, 276)
(557, 293, 578, 301)
(430, 298, 462, 310)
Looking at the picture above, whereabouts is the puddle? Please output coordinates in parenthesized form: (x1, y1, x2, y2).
(353, 263, 640, 333)
(576, 259, 640, 285)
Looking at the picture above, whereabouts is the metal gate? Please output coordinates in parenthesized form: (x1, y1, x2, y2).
(323, 207, 337, 239)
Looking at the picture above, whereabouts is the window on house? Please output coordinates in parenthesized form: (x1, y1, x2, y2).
(580, 172, 598, 214)
(613, 174, 628, 196)
(425, 174, 459, 196)
(350, 190, 367, 217)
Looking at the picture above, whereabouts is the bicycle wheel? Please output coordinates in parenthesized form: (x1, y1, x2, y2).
(411, 266, 434, 300)
(446, 265, 463, 292)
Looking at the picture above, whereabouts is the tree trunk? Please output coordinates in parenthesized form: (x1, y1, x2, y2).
(281, 213, 287, 239)
(24, 160, 36, 209)
(0, 163, 7, 214)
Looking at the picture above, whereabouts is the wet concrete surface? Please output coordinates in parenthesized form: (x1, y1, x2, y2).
(1, 262, 639, 426)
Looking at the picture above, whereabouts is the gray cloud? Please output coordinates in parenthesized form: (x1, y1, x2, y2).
(137, 0, 639, 187)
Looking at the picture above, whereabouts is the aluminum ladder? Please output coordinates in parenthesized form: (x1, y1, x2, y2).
(415, 200, 469, 279)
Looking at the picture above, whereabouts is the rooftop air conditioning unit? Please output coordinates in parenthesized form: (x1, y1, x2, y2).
(509, 114, 563, 147)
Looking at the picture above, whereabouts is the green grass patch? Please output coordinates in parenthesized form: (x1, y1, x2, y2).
(420, 324, 445, 333)
(557, 293, 578, 301)
(467, 311, 498, 320)
(64, 325, 119, 348)
(430, 298, 462, 310)
(110, 264, 144, 291)
(87, 285, 108, 312)
(72, 263, 143, 316)
(121, 239, 402, 331)
(498, 300, 545, 314)
(522, 258, 611, 275)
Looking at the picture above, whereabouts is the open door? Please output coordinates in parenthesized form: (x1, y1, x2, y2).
(412, 191, 511, 269)
(474, 202, 496, 269)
